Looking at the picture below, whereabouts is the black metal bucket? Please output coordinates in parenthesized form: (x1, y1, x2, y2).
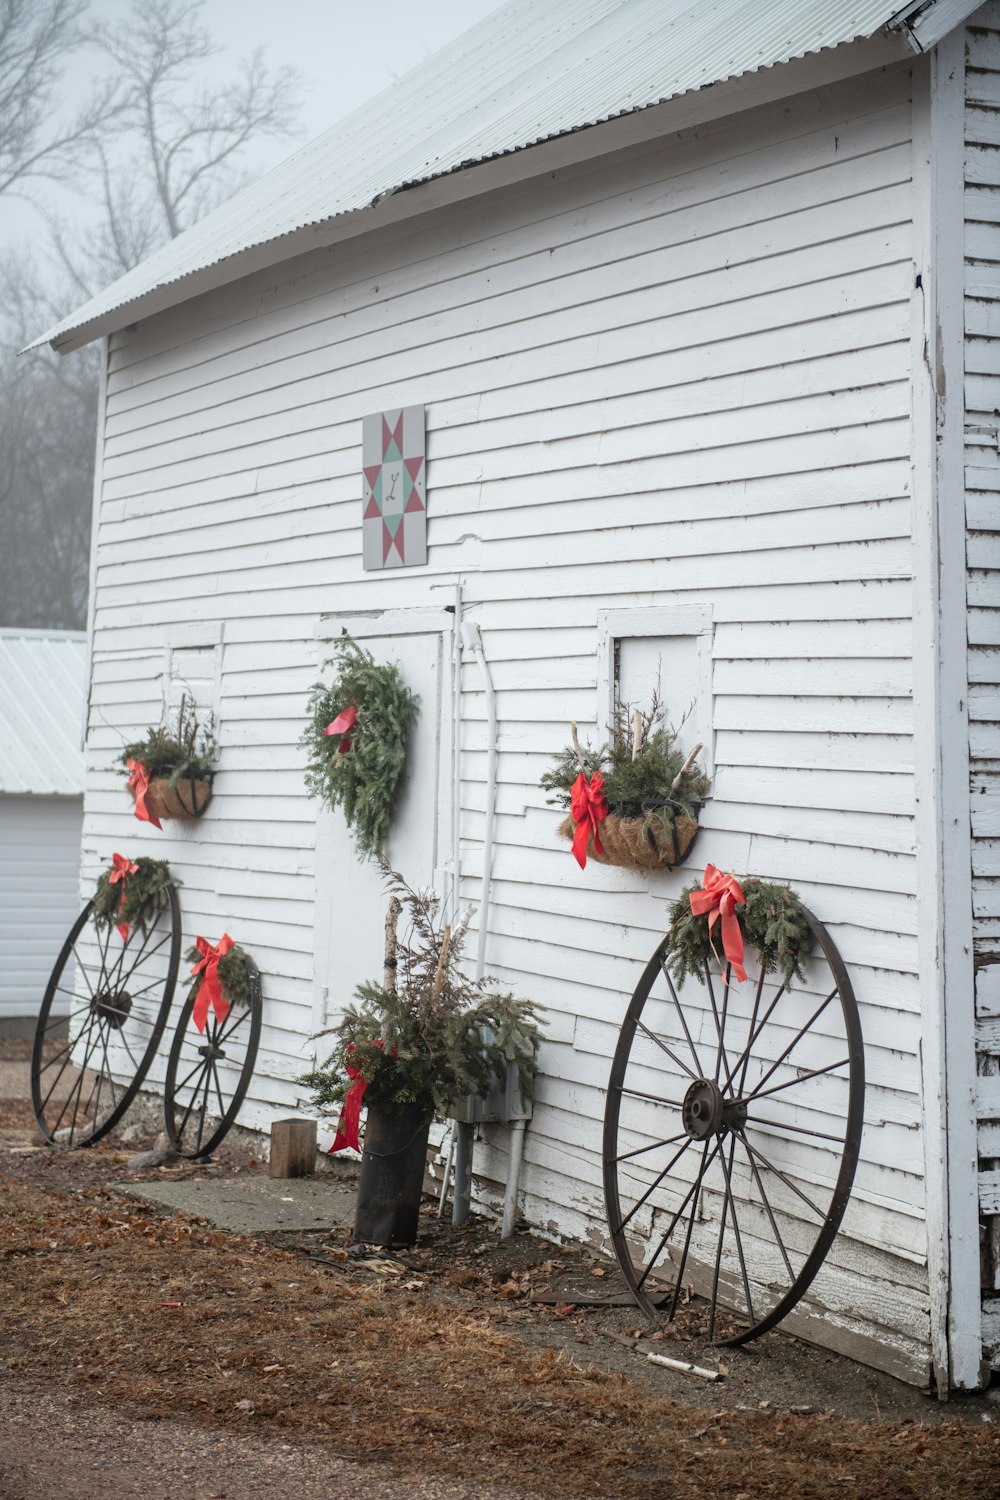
(354, 1105, 433, 1246)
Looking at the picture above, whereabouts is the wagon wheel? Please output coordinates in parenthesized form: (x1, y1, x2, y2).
(31, 886, 182, 1148)
(163, 954, 262, 1158)
(603, 908, 864, 1345)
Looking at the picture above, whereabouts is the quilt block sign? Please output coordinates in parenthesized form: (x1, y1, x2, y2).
(362, 405, 426, 570)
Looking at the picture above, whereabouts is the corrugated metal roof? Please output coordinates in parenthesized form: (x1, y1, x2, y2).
(34, 0, 971, 353)
(0, 631, 86, 796)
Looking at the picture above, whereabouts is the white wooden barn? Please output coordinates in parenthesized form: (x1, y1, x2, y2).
(31, 0, 1000, 1390)
(0, 630, 86, 1033)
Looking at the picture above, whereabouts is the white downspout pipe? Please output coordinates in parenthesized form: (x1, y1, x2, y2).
(462, 620, 496, 983)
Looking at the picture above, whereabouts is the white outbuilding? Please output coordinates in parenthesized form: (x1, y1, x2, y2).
(30, 0, 1000, 1390)
(0, 630, 86, 1034)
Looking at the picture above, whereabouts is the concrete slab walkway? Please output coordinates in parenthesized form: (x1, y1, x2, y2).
(116, 1172, 357, 1235)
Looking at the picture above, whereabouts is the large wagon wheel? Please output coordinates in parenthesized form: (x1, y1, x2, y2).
(163, 953, 262, 1158)
(603, 908, 864, 1345)
(31, 886, 181, 1148)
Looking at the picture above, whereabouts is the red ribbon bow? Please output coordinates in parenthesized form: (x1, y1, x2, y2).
(689, 864, 747, 983)
(322, 704, 357, 755)
(109, 852, 139, 941)
(570, 770, 608, 869)
(191, 933, 235, 1033)
(126, 758, 162, 830)
(328, 1040, 384, 1154)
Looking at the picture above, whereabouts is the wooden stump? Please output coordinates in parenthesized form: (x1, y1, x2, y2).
(269, 1117, 317, 1178)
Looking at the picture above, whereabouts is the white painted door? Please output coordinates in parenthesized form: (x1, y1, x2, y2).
(312, 609, 454, 1039)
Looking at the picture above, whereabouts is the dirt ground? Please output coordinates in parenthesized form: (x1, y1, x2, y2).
(3, 1041, 1000, 1500)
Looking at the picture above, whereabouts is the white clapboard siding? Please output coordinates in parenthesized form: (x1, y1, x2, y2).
(82, 67, 936, 1380)
(966, 3, 1000, 1370)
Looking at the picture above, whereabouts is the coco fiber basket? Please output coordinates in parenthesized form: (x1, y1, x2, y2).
(558, 808, 700, 872)
(130, 774, 213, 822)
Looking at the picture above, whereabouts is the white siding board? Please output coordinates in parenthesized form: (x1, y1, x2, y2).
(83, 70, 937, 1378)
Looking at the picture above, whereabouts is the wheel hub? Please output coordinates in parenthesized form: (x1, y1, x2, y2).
(198, 1042, 226, 1063)
(91, 990, 131, 1029)
(682, 1078, 748, 1140)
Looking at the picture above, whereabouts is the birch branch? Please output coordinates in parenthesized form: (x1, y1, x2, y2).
(669, 741, 703, 794)
(383, 896, 401, 991)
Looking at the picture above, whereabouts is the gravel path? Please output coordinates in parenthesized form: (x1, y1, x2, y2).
(0, 1383, 534, 1500)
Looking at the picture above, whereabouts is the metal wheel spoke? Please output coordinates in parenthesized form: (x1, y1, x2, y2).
(703, 965, 732, 1086)
(659, 959, 707, 1077)
(51, 1018, 100, 1140)
(118, 927, 173, 988)
(637, 1137, 723, 1293)
(735, 965, 768, 1097)
(214, 1006, 252, 1048)
(747, 1114, 845, 1145)
(707, 1139, 734, 1342)
(176, 1065, 211, 1139)
(211, 1060, 228, 1119)
(666, 1138, 711, 1321)
(720, 979, 788, 1096)
(747, 1056, 850, 1105)
(174, 1054, 208, 1097)
(634, 1017, 700, 1082)
(739, 1135, 827, 1221)
(613, 1137, 692, 1236)
(615, 1085, 684, 1109)
(747, 989, 839, 1101)
(718, 1135, 755, 1326)
(613, 1130, 688, 1166)
(738, 1131, 794, 1281)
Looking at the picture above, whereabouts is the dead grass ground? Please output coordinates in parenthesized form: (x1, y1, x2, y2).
(3, 1168, 1000, 1500)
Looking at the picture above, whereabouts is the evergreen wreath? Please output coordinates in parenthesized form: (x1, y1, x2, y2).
(92, 856, 173, 933)
(665, 876, 812, 989)
(301, 861, 542, 1120)
(184, 943, 253, 1009)
(301, 634, 420, 860)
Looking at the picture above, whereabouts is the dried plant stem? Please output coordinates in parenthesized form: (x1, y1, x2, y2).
(670, 741, 704, 794)
(570, 721, 586, 771)
(432, 924, 452, 999)
(383, 896, 401, 992)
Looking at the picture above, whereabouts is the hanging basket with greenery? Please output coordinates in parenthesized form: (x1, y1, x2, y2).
(664, 865, 813, 990)
(300, 634, 420, 860)
(541, 691, 711, 873)
(119, 694, 216, 826)
(91, 854, 174, 941)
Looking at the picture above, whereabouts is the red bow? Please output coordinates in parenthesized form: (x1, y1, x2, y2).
(328, 1040, 384, 1154)
(689, 864, 747, 983)
(570, 770, 608, 869)
(109, 852, 139, 941)
(191, 933, 235, 1033)
(126, 758, 162, 830)
(322, 704, 357, 755)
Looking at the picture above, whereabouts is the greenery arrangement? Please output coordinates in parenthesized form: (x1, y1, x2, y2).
(665, 876, 813, 989)
(300, 634, 420, 860)
(541, 690, 711, 870)
(185, 943, 253, 1009)
(301, 862, 542, 1121)
(120, 692, 216, 787)
(92, 856, 173, 933)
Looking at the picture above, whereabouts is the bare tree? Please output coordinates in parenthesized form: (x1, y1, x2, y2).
(0, 0, 118, 200)
(0, 0, 305, 630)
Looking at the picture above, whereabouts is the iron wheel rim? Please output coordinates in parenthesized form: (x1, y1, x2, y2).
(602, 907, 865, 1346)
(163, 953, 262, 1158)
(30, 886, 181, 1148)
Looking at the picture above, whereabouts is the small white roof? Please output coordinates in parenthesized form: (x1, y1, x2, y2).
(0, 630, 86, 796)
(34, 0, 975, 354)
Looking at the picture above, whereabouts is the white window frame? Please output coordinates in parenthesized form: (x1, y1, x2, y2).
(595, 604, 714, 780)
